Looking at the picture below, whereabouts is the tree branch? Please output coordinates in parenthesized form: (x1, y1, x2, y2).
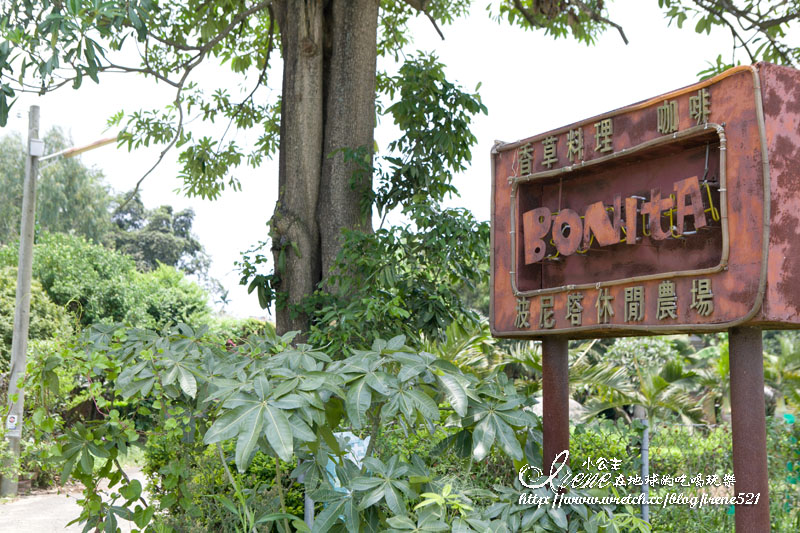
(116, 1, 273, 209)
(572, 0, 628, 44)
(402, 0, 445, 39)
(217, 5, 276, 153)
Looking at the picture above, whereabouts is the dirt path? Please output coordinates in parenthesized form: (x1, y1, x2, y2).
(0, 468, 146, 533)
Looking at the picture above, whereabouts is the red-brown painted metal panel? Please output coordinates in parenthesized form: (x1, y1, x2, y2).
(491, 63, 800, 339)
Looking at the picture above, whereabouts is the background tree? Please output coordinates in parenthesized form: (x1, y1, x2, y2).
(109, 192, 207, 275)
(0, 128, 112, 245)
(0, 129, 219, 304)
(1, 0, 798, 336)
(0, 232, 210, 328)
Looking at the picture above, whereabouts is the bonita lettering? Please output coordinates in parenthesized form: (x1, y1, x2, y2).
(522, 175, 709, 264)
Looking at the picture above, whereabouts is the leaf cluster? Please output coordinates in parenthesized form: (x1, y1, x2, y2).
(304, 204, 490, 354)
(36, 324, 647, 532)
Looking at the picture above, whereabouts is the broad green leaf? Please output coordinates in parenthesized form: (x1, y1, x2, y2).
(318, 424, 342, 455)
(437, 373, 467, 416)
(311, 498, 346, 533)
(177, 366, 197, 398)
(288, 415, 316, 443)
(365, 371, 392, 396)
(120, 479, 142, 501)
(350, 476, 382, 491)
(548, 507, 568, 529)
(204, 405, 255, 444)
(163, 364, 179, 386)
(255, 512, 303, 525)
(271, 393, 306, 409)
(271, 377, 299, 399)
(493, 415, 523, 460)
(357, 485, 386, 511)
(386, 516, 416, 529)
(263, 404, 293, 461)
(408, 389, 440, 421)
(235, 406, 264, 471)
(386, 335, 406, 351)
(472, 415, 495, 461)
(344, 498, 360, 533)
(254, 374, 270, 400)
(383, 484, 405, 516)
(345, 378, 372, 430)
(497, 408, 534, 428)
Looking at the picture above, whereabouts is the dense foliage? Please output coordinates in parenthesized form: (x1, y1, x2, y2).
(0, 232, 210, 328)
(0, 130, 213, 288)
(109, 193, 208, 276)
(19, 324, 648, 532)
(0, 267, 72, 371)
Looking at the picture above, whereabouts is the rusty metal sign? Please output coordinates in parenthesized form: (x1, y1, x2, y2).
(490, 63, 800, 338)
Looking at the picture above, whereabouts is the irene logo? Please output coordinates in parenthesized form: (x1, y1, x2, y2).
(518, 450, 569, 490)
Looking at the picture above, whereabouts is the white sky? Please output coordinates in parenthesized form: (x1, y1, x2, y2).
(4, 0, 744, 319)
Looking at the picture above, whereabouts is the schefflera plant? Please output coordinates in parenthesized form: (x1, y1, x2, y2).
(50, 324, 648, 532)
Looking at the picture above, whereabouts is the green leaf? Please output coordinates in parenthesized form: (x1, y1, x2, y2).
(350, 476, 382, 491)
(255, 512, 306, 528)
(263, 404, 293, 461)
(386, 335, 406, 351)
(437, 373, 467, 417)
(204, 405, 254, 444)
(548, 507, 568, 529)
(346, 378, 372, 430)
(235, 406, 264, 471)
(120, 479, 142, 501)
(493, 416, 523, 460)
(254, 375, 270, 400)
(472, 415, 495, 461)
(311, 498, 346, 533)
(177, 366, 197, 398)
(408, 389, 440, 421)
(383, 484, 405, 516)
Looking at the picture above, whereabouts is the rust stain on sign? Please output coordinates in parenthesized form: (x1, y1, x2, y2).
(491, 63, 800, 338)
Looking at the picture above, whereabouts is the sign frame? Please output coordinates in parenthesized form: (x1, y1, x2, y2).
(490, 66, 773, 338)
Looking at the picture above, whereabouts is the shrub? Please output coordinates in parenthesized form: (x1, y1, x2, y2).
(145, 434, 304, 532)
(0, 232, 210, 329)
(0, 266, 72, 371)
(39, 326, 648, 532)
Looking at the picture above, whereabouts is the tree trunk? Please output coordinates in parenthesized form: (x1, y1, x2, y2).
(272, 0, 379, 334)
(272, 0, 324, 335)
(318, 0, 378, 278)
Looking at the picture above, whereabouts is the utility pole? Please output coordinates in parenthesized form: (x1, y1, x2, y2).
(1, 105, 41, 497)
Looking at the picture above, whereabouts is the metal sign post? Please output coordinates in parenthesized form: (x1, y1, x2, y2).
(541, 337, 569, 475)
(729, 327, 770, 531)
(491, 63, 800, 531)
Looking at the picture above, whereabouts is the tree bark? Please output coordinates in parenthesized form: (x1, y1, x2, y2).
(272, 0, 325, 335)
(318, 0, 378, 279)
(272, 0, 379, 334)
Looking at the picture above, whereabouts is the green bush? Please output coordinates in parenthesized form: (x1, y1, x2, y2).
(204, 316, 275, 345)
(0, 266, 72, 371)
(145, 434, 304, 532)
(132, 264, 210, 329)
(570, 419, 639, 475)
(642, 418, 800, 532)
(0, 232, 140, 325)
(0, 232, 210, 329)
